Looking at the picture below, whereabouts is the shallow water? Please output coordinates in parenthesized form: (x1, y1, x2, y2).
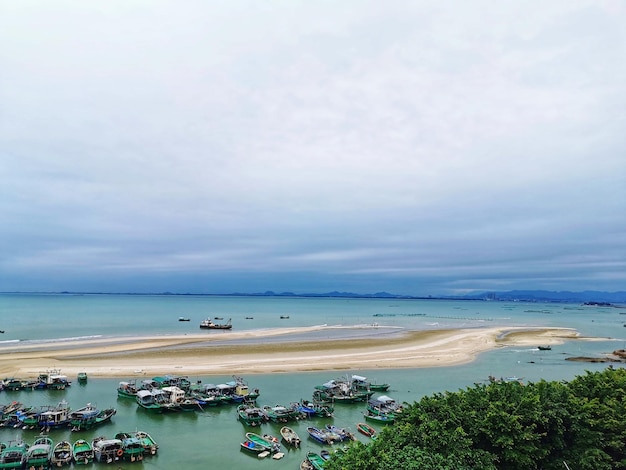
(1, 294, 625, 468)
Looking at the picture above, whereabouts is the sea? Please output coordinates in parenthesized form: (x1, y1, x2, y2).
(1, 293, 625, 469)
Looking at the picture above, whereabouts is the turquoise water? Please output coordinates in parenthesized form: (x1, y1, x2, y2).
(1, 294, 625, 469)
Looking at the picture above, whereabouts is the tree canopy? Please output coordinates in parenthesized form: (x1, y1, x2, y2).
(326, 367, 626, 470)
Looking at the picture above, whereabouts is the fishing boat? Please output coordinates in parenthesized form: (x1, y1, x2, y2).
(351, 374, 390, 392)
(366, 395, 403, 418)
(538, 345, 552, 351)
(37, 369, 71, 390)
(91, 436, 123, 464)
(357, 422, 377, 437)
(77, 372, 88, 383)
(69, 403, 99, 430)
(313, 378, 373, 403)
(14, 405, 48, 429)
(199, 318, 232, 329)
(178, 317, 190, 321)
(22, 436, 53, 469)
(38, 400, 71, 430)
(244, 433, 278, 453)
(300, 459, 314, 470)
(325, 424, 355, 441)
(262, 404, 299, 423)
(237, 404, 267, 426)
(134, 431, 158, 455)
(115, 433, 145, 462)
(306, 426, 334, 445)
(51, 440, 73, 467)
(71, 439, 93, 465)
(279, 426, 301, 448)
(306, 451, 327, 470)
(240, 439, 270, 454)
(0, 439, 28, 469)
(364, 410, 395, 424)
(117, 380, 139, 398)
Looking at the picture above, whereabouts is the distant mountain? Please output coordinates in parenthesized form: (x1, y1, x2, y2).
(467, 290, 626, 304)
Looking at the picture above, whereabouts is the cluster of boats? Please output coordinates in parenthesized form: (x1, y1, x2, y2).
(0, 400, 116, 432)
(312, 374, 390, 403)
(0, 431, 158, 468)
(118, 375, 260, 412)
(0, 370, 72, 392)
(236, 399, 335, 426)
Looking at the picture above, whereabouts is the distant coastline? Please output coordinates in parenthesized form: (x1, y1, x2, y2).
(1, 289, 625, 304)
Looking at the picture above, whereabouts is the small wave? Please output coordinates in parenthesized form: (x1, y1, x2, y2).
(16, 335, 104, 345)
(0, 339, 20, 344)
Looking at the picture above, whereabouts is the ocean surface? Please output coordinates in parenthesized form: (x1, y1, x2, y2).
(1, 293, 625, 469)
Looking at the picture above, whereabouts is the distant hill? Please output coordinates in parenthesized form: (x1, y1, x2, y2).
(2, 289, 625, 304)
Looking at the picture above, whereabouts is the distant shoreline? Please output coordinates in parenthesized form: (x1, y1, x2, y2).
(0, 325, 585, 379)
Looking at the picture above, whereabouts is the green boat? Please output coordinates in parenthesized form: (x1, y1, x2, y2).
(134, 431, 158, 456)
(262, 404, 299, 423)
(72, 439, 93, 465)
(115, 433, 145, 462)
(77, 372, 88, 383)
(116, 380, 139, 398)
(237, 404, 267, 426)
(0, 440, 28, 469)
(23, 436, 53, 469)
(364, 410, 395, 424)
(244, 433, 280, 453)
(306, 451, 326, 470)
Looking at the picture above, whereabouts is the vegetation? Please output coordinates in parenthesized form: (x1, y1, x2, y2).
(326, 367, 626, 470)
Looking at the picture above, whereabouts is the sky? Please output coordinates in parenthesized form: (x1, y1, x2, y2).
(1, 1, 625, 296)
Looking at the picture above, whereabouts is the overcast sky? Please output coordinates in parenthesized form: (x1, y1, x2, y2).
(1, 1, 625, 296)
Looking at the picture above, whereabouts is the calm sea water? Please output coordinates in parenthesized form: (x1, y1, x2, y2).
(1, 294, 625, 469)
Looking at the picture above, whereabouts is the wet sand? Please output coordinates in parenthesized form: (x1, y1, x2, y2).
(0, 325, 581, 378)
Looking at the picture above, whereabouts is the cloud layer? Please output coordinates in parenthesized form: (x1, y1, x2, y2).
(1, 1, 625, 295)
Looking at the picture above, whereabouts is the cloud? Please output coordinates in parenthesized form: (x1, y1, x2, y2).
(1, 1, 625, 294)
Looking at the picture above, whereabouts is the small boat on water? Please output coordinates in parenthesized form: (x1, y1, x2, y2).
(69, 403, 99, 430)
(92, 436, 123, 464)
(364, 410, 394, 424)
(178, 317, 190, 321)
(0, 439, 28, 469)
(115, 433, 145, 462)
(72, 439, 93, 465)
(244, 433, 279, 453)
(306, 426, 334, 445)
(51, 440, 73, 467)
(23, 436, 53, 469)
(117, 380, 139, 398)
(237, 404, 267, 426)
(306, 451, 326, 470)
(352, 374, 390, 392)
(77, 371, 88, 383)
(263, 404, 299, 423)
(538, 345, 552, 350)
(134, 431, 158, 455)
(357, 422, 377, 437)
(280, 426, 301, 448)
(325, 424, 355, 441)
(38, 399, 71, 430)
(199, 318, 232, 329)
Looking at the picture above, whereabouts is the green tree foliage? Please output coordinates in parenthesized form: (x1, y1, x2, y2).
(325, 367, 626, 470)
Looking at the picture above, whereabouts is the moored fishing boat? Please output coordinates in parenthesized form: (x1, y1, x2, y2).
(77, 372, 88, 383)
(325, 424, 355, 441)
(199, 317, 232, 329)
(306, 451, 326, 470)
(69, 403, 99, 430)
(115, 433, 145, 462)
(38, 400, 71, 431)
(351, 374, 390, 392)
(244, 432, 279, 453)
(262, 404, 299, 423)
(117, 380, 139, 398)
(0, 439, 28, 469)
(357, 422, 377, 438)
(91, 436, 123, 464)
(366, 395, 403, 418)
(22, 436, 53, 469)
(306, 426, 333, 445)
(364, 409, 394, 424)
(279, 426, 301, 448)
(134, 431, 158, 455)
(237, 404, 267, 426)
(71, 439, 93, 465)
(51, 440, 73, 467)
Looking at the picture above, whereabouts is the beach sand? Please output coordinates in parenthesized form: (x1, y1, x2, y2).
(0, 325, 581, 378)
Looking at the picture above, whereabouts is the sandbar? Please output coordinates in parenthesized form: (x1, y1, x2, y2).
(0, 325, 585, 379)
